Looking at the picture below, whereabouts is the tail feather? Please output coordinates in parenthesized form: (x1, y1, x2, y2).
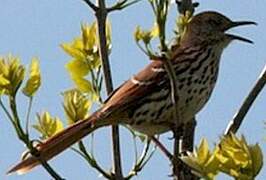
(7, 112, 110, 175)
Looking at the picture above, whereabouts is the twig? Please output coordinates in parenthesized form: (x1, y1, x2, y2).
(0, 98, 14, 123)
(151, 136, 173, 160)
(172, 127, 184, 180)
(225, 63, 266, 135)
(149, 0, 181, 132)
(147, 2, 185, 177)
(125, 140, 154, 180)
(95, 0, 123, 178)
(162, 55, 181, 124)
(72, 141, 112, 179)
(107, 0, 141, 13)
(38, 160, 64, 180)
(8, 95, 63, 179)
(82, 0, 98, 11)
(173, 1, 199, 180)
(25, 97, 33, 135)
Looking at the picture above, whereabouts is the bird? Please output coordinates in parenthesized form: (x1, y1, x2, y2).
(8, 11, 255, 174)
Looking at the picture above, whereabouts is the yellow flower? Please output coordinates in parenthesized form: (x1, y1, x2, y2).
(150, 23, 159, 38)
(0, 74, 10, 94)
(106, 20, 112, 51)
(61, 21, 111, 69)
(72, 76, 94, 93)
(134, 26, 143, 42)
(249, 143, 263, 177)
(62, 89, 92, 124)
(61, 38, 86, 60)
(215, 133, 263, 179)
(65, 59, 90, 78)
(62, 21, 112, 96)
(22, 58, 41, 97)
(0, 55, 25, 96)
(176, 11, 193, 39)
(182, 134, 263, 179)
(181, 138, 219, 179)
(33, 112, 64, 140)
(134, 24, 159, 44)
(81, 22, 98, 52)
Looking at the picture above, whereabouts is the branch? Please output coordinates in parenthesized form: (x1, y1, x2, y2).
(95, 0, 123, 178)
(125, 140, 155, 180)
(225, 63, 266, 135)
(172, 1, 199, 180)
(8, 96, 63, 179)
(82, 0, 98, 11)
(73, 141, 112, 179)
(107, 0, 141, 13)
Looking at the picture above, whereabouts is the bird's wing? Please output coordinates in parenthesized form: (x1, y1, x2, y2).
(100, 44, 204, 117)
(101, 60, 167, 115)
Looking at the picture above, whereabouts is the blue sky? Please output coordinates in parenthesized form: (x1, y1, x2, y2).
(0, 0, 265, 179)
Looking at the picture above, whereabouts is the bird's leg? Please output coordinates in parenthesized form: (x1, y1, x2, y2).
(180, 118, 196, 154)
(179, 118, 200, 180)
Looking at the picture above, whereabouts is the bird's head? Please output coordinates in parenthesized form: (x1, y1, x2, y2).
(181, 11, 256, 46)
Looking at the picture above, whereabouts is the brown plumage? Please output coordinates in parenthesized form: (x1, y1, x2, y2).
(8, 11, 255, 174)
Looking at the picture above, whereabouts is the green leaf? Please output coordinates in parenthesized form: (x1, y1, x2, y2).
(61, 38, 86, 60)
(33, 112, 64, 140)
(72, 76, 94, 94)
(249, 143, 263, 177)
(62, 89, 92, 124)
(82, 23, 97, 51)
(181, 138, 219, 179)
(65, 59, 90, 77)
(23, 58, 41, 97)
(215, 133, 263, 179)
(0, 55, 25, 95)
(134, 26, 143, 42)
(197, 138, 210, 164)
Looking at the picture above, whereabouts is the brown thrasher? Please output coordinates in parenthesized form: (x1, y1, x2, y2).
(8, 11, 255, 174)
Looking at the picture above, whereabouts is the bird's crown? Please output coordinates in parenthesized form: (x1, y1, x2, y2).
(181, 11, 255, 45)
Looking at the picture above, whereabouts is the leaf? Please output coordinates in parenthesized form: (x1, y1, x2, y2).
(249, 143, 263, 176)
(134, 24, 158, 45)
(134, 26, 143, 42)
(71, 76, 94, 94)
(22, 58, 41, 97)
(0, 74, 10, 94)
(215, 133, 263, 179)
(106, 20, 112, 52)
(33, 112, 64, 139)
(175, 11, 193, 38)
(197, 138, 210, 164)
(62, 89, 92, 124)
(181, 138, 219, 179)
(181, 152, 203, 177)
(0, 55, 25, 95)
(61, 38, 86, 60)
(82, 23, 97, 51)
(150, 23, 159, 38)
(65, 59, 90, 77)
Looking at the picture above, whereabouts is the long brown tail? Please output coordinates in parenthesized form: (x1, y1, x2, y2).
(7, 111, 112, 175)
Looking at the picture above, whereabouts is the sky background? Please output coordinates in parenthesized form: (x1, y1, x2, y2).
(0, 0, 266, 179)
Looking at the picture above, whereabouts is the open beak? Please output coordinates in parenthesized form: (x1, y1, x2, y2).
(226, 21, 257, 44)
